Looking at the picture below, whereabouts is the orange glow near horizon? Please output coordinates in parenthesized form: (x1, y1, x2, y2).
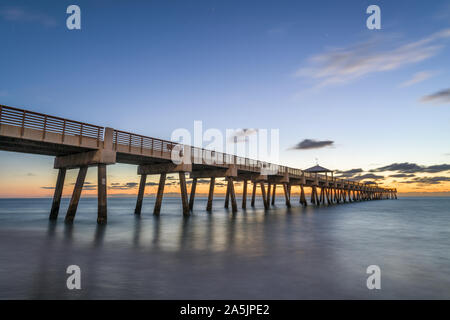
(0, 173, 449, 198)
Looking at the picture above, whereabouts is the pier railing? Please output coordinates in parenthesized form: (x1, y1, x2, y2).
(0, 105, 392, 191)
(112, 128, 278, 173)
(0, 105, 104, 147)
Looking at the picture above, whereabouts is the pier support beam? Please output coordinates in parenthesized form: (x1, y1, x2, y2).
(260, 182, 269, 209)
(300, 185, 307, 206)
(267, 184, 272, 207)
(153, 173, 166, 215)
(283, 183, 291, 208)
(49, 168, 66, 220)
(97, 164, 107, 224)
(227, 177, 238, 213)
(242, 180, 248, 209)
(311, 186, 319, 205)
(319, 187, 323, 204)
(189, 178, 197, 211)
(134, 174, 147, 214)
(251, 182, 256, 207)
(179, 172, 189, 216)
(224, 179, 230, 208)
(206, 177, 215, 211)
(271, 184, 276, 205)
(65, 166, 88, 223)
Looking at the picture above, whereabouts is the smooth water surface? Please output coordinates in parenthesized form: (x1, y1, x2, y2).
(0, 196, 449, 299)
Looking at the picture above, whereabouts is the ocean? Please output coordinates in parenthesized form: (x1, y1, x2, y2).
(0, 196, 449, 299)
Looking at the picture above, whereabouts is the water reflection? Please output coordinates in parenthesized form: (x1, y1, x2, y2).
(1, 197, 450, 299)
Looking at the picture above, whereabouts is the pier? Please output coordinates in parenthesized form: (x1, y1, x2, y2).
(0, 104, 397, 224)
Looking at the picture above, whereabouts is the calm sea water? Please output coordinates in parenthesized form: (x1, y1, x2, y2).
(0, 196, 449, 299)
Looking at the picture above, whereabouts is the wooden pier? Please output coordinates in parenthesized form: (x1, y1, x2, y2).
(0, 104, 397, 224)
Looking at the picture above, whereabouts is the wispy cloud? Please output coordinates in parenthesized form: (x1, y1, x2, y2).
(400, 71, 434, 87)
(420, 88, 450, 104)
(228, 128, 258, 143)
(109, 182, 138, 190)
(389, 173, 416, 178)
(371, 162, 450, 173)
(295, 29, 450, 88)
(399, 176, 450, 185)
(0, 6, 57, 27)
(290, 139, 334, 150)
(334, 168, 363, 178)
(352, 173, 385, 181)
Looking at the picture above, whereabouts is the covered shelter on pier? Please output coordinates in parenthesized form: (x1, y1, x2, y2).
(304, 164, 334, 180)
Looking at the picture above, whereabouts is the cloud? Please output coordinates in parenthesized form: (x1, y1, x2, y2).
(82, 186, 97, 190)
(352, 173, 384, 181)
(70, 181, 93, 185)
(0, 6, 57, 27)
(228, 129, 258, 144)
(420, 88, 450, 104)
(42, 183, 96, 190)
(187, 179, 211, 185)
(145, 182, 159, 186)
(216, 182, 227, 187)
(399, 71, 434, 87)
(290, 139, 334, 150)
(400, 176, 450, 185)
(371, 162, 450, 173)
(423, 164, 450, 172)
(389, 173, 416, 178)
(295, 29, 450, 88)
(335, 168, 363, 178)
(109, 182, 138, 190)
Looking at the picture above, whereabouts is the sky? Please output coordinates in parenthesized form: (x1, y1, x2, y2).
(0, 0, 449, 197)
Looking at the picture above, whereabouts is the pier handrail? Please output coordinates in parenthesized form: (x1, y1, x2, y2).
(112, 128, 286, 174)
(0, 105, 104, 147)
(0, 104, 393, 191)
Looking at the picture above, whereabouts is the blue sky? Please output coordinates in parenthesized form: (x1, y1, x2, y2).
(0, 0, 449, 196)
